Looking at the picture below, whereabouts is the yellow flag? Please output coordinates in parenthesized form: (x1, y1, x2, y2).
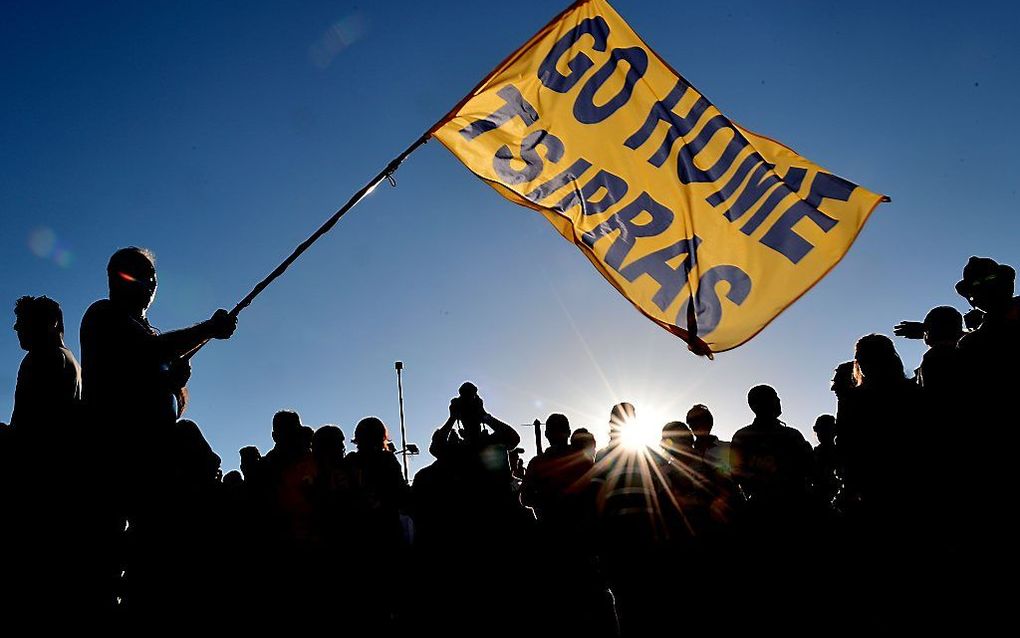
(432, 0, 885, 356)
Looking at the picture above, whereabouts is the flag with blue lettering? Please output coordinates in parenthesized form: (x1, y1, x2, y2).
(432, 0, 886, 355)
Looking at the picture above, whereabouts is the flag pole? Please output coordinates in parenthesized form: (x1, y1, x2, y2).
(184, 129, 433, 360)
(185, 1, 599, 362)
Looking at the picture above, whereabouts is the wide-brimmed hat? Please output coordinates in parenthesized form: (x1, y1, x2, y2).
(955, 256, 1015, 298)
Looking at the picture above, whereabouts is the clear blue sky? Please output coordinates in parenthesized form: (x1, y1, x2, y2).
(2, 0, 1018, 472)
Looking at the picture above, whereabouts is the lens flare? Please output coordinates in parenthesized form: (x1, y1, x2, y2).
(28, 227, 56, 257)
(28, 226, 74, 268)
(309, 13, 367, 69)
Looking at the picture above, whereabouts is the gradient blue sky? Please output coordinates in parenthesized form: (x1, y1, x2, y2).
(2, 0, 1018, 472)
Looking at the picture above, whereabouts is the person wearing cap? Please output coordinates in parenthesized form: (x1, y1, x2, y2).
(955, 256, 1019, 378)
(953, 256, 1019, 446)
(950, 256, 1018, 632)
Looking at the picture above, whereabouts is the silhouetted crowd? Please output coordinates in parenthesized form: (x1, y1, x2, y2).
(1, 248, 1017, 634)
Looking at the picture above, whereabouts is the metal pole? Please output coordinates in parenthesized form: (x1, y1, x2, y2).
(395, 361, 409, 483)
(533, 419, 543, 455)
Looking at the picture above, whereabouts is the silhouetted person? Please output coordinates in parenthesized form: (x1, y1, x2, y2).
(5, 296, 83, 617)
(10, 295, 81, 436)
(811, 414, 841, 508)
(731, 385, 813, 511)
(952, 257, 1020, 627)
(688, 404, 731, 477)
(728, 386, 816, 631)
(683, 405, 740, 548)
(77, 247, 234, 619)
(595, 402, 634, 460)
(660, 420, 694, 459)
(430, 382, 522, 465)
(79, 250, 234, 535)
(239, 445, 262, 483)
(312, 424, 346, 472)
(828, 360, 856, 515)
(509, 446, 527, 487)
(413, 385, 532, 637)
(836, 335, 922, 520)
(259, 410, 317, 618)
(172, 418, 222, 484)
(522, 413, 593, 530)
(591, 402, 665, 636)
(80, 247, 236, 449)
(262, 409, 316, 541)
(679, 407, 741, 635)
(955, 257, 1019, 417)
(426, 382, 526, 535)
(345, 417, 409, 632)
(911, 306, 964, 393)
(222, 445, 267, 621)
(346, 417, 407, 520)
(571, 427, 597, 461)
(656, 419, 706, 549)
(223, 469, 243, 487)
(306, 424, 353, 621)
(592, 403, 654, 532)
(831, 361, 856, 401)
(522, 415, 614, 636)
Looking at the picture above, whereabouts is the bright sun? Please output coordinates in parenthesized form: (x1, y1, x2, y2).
(618, 411, 668, 450)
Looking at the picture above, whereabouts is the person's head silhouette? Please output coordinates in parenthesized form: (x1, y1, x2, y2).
(107, 247, 157, 314)
(545, 413, 571, 448)
(748, 385, 782, 420)
(570, 428, 597, 458)
(239, 445, 261, 479)
(353, 417, 389, 452)
(661, 420, 694, 450)
(813, 414, 836, 446)
(831, 361, 856, 398)
(13, 295, 64, 351)
(454, 382, 485, 443)
(609, 402, 636, 442)
(686, 404, 714, 439)
(272, 410, 303, 450)
(853, 334, 905, 386)
(956, 256, 1016, 314)
(223, 470, 244, 487)
(922, 306, 963, 347)
(313, 425, 346, 465)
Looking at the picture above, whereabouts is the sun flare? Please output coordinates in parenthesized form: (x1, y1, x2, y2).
(618, 411, 668, 451)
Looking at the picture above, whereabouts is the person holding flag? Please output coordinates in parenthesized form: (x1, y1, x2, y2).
(79, 246, 236, 613)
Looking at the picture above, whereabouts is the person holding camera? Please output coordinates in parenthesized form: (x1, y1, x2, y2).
(429, 381, 521, 474)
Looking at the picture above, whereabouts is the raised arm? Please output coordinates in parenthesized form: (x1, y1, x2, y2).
(152, 309, 236, 360)
(482, 412, 520, 449)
